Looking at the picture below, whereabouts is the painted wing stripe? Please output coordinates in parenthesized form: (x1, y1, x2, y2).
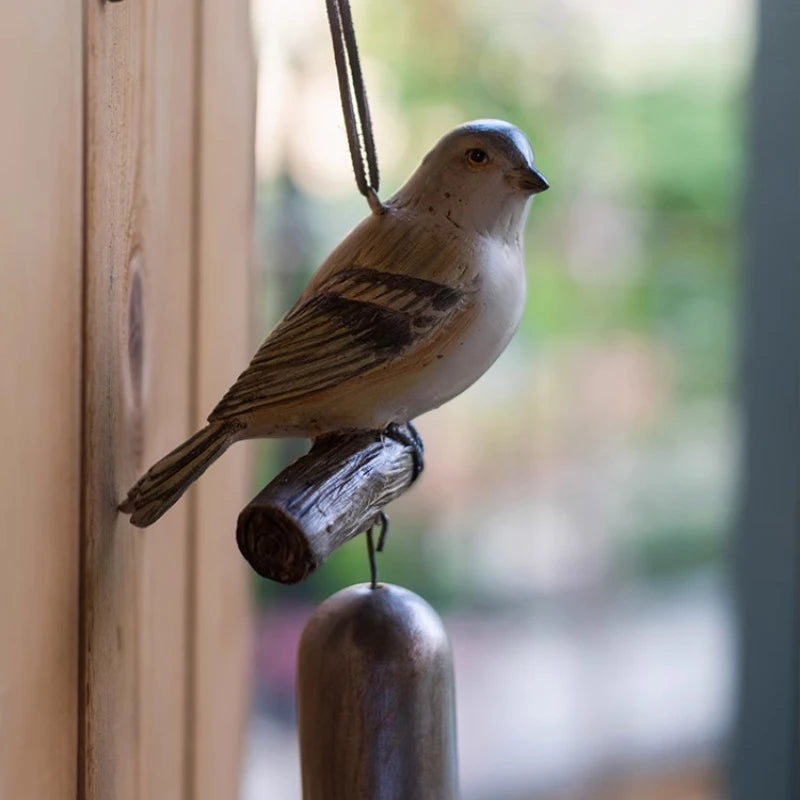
(208, 267, 467, 422)
(214, 354, 376, 414)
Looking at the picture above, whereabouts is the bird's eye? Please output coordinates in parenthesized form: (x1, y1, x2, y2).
(466, 148, 489, 165)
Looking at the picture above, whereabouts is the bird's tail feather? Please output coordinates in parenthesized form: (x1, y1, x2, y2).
(120, 420, 243, 527)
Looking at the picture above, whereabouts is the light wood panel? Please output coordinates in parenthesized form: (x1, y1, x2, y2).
(82, 1, 197, 797)
(0, 2, 253, 797)
(0, 4, 83, 799)
(189, 0, 256, 796)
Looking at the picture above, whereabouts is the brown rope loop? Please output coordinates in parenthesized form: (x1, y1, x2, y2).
(325, 0, 386, 215)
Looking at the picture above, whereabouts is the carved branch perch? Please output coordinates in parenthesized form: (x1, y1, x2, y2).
(236, 425, 421, 583)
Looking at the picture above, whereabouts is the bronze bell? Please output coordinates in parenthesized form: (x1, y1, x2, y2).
(297, 583, 459, 799)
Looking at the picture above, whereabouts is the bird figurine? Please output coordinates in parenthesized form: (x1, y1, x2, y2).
(120, 119, 549, 527)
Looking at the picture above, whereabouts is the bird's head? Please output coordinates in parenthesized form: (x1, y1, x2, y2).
(391, 120, 548, 241)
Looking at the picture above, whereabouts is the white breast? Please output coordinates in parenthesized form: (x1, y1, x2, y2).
(392, 237, 527, 421)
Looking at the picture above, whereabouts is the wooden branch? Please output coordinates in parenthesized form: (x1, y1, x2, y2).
(236, 425, 421, 583)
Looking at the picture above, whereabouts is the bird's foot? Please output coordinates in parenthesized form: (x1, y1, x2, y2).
(366, 511, 389, 590)
(384, 422, 425, 482)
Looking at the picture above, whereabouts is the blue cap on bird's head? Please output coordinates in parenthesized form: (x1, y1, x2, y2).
(454, 119, 536, 166)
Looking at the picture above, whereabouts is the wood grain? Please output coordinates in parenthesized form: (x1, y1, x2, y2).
(237, 428, 421, 583)
(188, 0, 256, 797)
(82, 1, 196, 797)
(0, 2, 252, 797)
(0, 4, 83, 798)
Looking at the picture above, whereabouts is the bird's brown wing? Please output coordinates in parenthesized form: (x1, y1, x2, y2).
(208, 267, 471, 422)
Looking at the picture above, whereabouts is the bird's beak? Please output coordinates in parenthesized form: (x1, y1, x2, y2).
(509, 165, 550, 195)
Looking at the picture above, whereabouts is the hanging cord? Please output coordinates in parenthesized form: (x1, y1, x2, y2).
(325, 0, 385, 215)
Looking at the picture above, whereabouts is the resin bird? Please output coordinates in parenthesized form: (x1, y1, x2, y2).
(120, 119, 549, 527)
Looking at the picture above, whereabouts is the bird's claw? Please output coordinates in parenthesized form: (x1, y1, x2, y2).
(384, 422, 425, 482)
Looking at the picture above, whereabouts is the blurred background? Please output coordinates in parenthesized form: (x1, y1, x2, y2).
(242, 0, 752, 797)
